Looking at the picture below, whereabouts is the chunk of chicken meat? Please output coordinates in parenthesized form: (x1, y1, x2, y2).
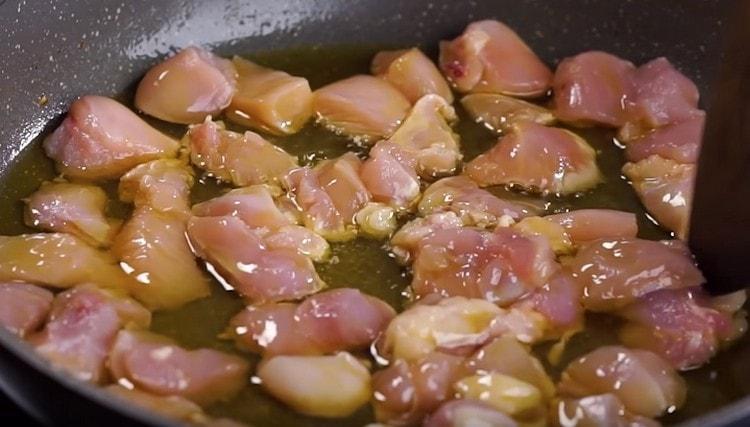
(622, 155, 694, 239)
(288, 155, 373, 233)
(513, 216, 574, 255)
(619, 57, 702, 141)
(624, 112, 704, 164)
(552, 51, 636, 127)
(228, 288, 395, 356)
(568, 238, 705, 312)
(512, 271, 585, 336)
(187, 216, 325, 303)
(0, 233, 134, 290)
(465, 122, 601, 195)
(418, 176, 541, 228)
(390, 212, 464, 264)
(312, 75, 411, 142)
(464, 335, 555, 400)
(185, 119, 298, 187)
(544, 209, 638, 244)
(411, 227, 559, 305)
(257, 352, 371, 418)
(105, 385, 206, 424)
(461, 93, 556, 132)
(385, 94, 462, 179)
(29, 284, 150, 383)
(552, 394, 662, 427)
(315, 153, 372, 224)
(43, 96, 179, 179)
(371, 48, 454, 104)
(424, 399, 519, 427)
(109, 329, 249, 406)
(354, 202, 398, 239)
(372, 352, 467, 426)
(360, 141, 421, 211)
(439, 20, 552, 97)
(558, 346, 686, 418)
(226, 57, 312, 135)
(113, 160, 211, 310)
(617, 288, 743, 370)
(24, 181, 118, 247)
(119, 159, 194, 214)
(453, 373, 544, 423)
(380, 297, 547, 361)
(0, 282, 53, 337)
(135, 46, 237, 124)
(192, 185, 293, 234)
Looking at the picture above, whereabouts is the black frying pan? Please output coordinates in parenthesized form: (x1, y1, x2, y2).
(0, 0, 746, 426)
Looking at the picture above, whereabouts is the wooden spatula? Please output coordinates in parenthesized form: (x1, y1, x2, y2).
(689, 0, 750, 295)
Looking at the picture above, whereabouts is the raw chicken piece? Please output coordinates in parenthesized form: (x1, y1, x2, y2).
(617, 288, 740, 370)
(187, 216, 325, 303)
(620, 57, 702, 140)
(113, 209, 212, 310)
(313, 75, 411, 141)
(552, 394, 661, 427)
(315, 153, 371, 224)
(380, 297, 547, 361)
(135, 46, 237, 124)
(390, 212, 464, 263)
(622, 155, 694, 238)
(109, 329, 249, 406)
(385, 94, 462, 179)
(284, 167, 351, 240)
(114, 160, 211, 310)
(371, 48, 454, 104)
(462, 93, 556, 132)
(465, 122, 601, 195)
(439, 20, 552, 97)
(568, 238, 705, 312)
(257, 352, 371, 418)
(544, 209, 638, 244)
(453, 373, 544, 422)
(228, 288, 395, 356)
(0, 233, 134, 290)
(119, 159, 194, 214)
(372, 352, 467, 425)
(185, 119, 298, 187)
(558, 346, 686, 418)
(624, 112, 704, 164)
(0, 282, 53, 337)
(105, 385, 206, 424)
(360, 141, 421, 210)
(29, 284, 150, 383)
(418, 176, 541, 227)
(44, 96, 179, 179)
(552, 51, 636, 127)
(411, 227, 558, 305)
(264, 225, 331, 262)
(24, 181, 118, 247)
(424, 399, 519, 427)
(465, 335, 555, 400)
(192, 185, 293, 235)
(514, 271, 585, 335)
(226, 57, 312, 135)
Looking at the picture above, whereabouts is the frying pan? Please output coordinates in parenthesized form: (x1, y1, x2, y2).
(0, 0, 745, 426)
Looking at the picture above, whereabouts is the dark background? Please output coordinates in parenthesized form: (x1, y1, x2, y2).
(0, 391, 42, 426)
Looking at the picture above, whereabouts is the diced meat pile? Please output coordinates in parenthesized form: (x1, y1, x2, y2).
(0, 19, 742, 427)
